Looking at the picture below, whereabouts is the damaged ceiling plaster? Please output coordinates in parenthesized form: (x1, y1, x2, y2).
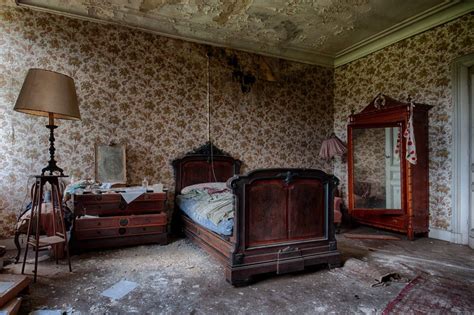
(12, 0, 474, 67)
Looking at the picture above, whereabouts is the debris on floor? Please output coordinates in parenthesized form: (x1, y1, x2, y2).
(29, 306, 76, 315)
(101, 280, 138, 300)
(1, 229, 472, 314)
(372, 272, 403, 287)
(335, 258, 408, 287)
(29, 310, 63, 315)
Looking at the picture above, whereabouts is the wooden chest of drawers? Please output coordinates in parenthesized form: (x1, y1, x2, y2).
(72, 192, 167, 251)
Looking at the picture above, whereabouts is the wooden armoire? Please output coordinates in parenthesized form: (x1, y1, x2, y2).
(347, 94, 432, 240)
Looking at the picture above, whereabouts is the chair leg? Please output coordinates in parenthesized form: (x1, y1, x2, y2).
(53, 181, 72, 272)
(22, 181, 38, 274)
(14, 231, 22, 264)
(33, 183, 44, 283)
(51, 184, 59, 265)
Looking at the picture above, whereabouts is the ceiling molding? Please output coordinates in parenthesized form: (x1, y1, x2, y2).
(14, 0, 474, 69)
(334, 1, 474, 67)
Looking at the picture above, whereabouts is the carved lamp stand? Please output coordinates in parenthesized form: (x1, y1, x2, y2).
(14, 68, 81, 281)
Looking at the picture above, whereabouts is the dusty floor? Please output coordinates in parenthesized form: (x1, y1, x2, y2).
(2, 228, 474, 314)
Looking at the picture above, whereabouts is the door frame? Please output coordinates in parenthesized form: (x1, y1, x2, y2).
(450, 53, 474, 246)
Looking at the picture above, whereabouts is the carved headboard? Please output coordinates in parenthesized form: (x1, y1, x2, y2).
(172, 142, 242, 194)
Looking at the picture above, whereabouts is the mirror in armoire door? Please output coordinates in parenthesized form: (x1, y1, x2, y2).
(347, 94, 432, 240)
(352, 125, 402, 210)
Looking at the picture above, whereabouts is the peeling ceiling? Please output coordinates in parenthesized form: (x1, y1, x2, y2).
(13, 0, 474, 66)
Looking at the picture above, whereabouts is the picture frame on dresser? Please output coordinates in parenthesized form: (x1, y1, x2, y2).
(95, 143, 127, 184)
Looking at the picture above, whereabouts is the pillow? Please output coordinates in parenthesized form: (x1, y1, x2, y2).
(181, 182, 228, 195)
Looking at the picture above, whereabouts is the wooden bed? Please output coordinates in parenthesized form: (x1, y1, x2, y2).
(172, 143, 341, 285)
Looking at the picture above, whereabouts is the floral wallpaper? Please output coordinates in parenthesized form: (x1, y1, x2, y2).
(1, 5, 471, 238)
(0, 5, 334, 237)
(334, 12, 474, 230)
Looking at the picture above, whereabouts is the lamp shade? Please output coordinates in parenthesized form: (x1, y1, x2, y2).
(14, 69, 80, 120)
(319, 134, 347, 160)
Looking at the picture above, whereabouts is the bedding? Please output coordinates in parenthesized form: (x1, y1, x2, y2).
(176, 182, 234, 236)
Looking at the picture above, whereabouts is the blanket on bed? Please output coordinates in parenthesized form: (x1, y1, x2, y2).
(178, 183, 234, 225)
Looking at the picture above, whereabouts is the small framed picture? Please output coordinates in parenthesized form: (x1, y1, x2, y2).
(95, 143, 127, 184)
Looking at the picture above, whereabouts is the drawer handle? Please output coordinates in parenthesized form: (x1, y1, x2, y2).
(119, 218, 129, 226)
(118, 228, 127, 235)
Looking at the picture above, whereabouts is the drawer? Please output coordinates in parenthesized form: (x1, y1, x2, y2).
(75, 214, 167, 231)
(72, 233, 167, 249)
(73, 192, 167, 216)
(74, 192, 166, 204)
(74, 225, 166, 240)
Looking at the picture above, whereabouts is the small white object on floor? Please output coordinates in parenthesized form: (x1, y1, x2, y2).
(101, 280, 138, 300)
(26, 254, 50, 264)
(29, 310, 63, 315)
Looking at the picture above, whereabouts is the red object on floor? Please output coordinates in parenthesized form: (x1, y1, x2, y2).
(383, 275, 474, 314)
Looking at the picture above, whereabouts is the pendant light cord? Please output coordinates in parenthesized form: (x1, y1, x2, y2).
(206, 52, 217, 182)
(207, 52, 211, 143)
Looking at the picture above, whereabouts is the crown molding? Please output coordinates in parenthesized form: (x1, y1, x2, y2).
(334, 1, 474, 67)
(14, 0, 474, 69)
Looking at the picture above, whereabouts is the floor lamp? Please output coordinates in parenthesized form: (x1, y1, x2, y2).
(14, 69, 81, 282)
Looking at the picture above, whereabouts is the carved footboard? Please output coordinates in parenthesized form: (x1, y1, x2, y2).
(226, 168, 341, 285)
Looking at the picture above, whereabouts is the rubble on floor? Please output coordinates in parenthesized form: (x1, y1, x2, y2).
(0, 228, 472, 314)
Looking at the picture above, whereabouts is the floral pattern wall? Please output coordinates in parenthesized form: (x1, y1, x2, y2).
(0, 5, 334, 237)
(334, 12, 474, 230)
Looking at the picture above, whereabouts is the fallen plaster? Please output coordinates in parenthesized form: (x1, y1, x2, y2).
(2, 232, 473, 314)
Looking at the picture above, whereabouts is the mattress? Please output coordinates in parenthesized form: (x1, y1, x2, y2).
(176, 182, 234, 236)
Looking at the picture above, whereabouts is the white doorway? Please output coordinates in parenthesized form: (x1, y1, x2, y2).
(469, 65, 474, 249)
(449, 54, 474, 248)
(385, 127, 401, 209)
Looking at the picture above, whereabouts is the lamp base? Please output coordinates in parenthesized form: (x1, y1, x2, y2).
(42, 124, 65, 176)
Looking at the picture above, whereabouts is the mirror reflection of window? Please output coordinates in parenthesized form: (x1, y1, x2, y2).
(352, 127, 402, 210)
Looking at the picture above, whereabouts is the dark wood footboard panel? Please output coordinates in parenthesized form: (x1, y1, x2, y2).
(226, 169, 340, 284)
